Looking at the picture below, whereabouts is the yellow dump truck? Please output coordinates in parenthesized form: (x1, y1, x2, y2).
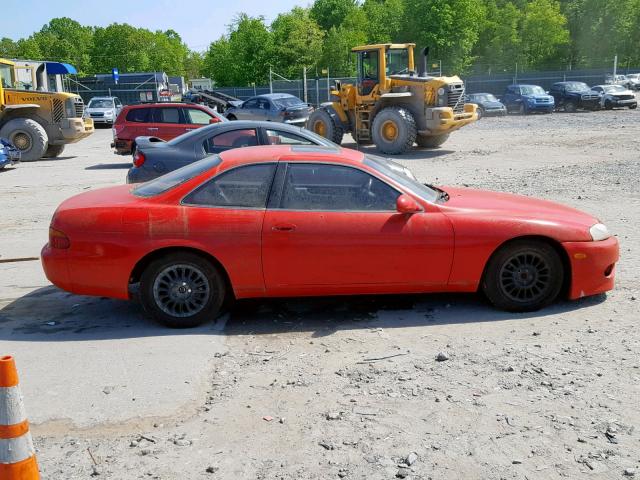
(0, 58, 93, 160)
(308, 43, 477, 154)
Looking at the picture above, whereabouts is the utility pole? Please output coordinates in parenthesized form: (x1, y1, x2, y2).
(303, 67, 307, 103)
(269, 67, 273, 94)
(327, 67, 330, 102)
(613, 55, 618, 77)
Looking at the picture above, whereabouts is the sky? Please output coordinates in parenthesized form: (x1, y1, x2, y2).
(3, 0, 309, 51)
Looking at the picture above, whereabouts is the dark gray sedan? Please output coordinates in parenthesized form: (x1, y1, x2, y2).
(126, 121, 335, 183)
(224, 93, 312, 125)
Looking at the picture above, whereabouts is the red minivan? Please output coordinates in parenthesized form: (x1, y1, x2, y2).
(111, 103, 224, 155)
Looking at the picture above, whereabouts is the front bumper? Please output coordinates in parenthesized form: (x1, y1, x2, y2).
(527, 103, 554, 112)
(610, 98, 637, 107)
(563, 236, 619, 300)
(41, 243, 73, 293)
(423, 104, 478, 135)
(61, 117, 94, 143)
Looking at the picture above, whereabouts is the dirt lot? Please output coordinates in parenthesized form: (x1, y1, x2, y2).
(1, 103, 639, 479)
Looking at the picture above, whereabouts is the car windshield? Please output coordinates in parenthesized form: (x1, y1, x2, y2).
(564, 82, 590, 92)
(133, 155, 221, 197)
(626, 74, 638, 79)
(386, 48, 409, 75)
(521, 86, 546, 95)
(272, 96, 305, 108)
(88, 99, 114, 108)
(604, 85, 626, 93)
(471, 94, 498, 102)
(364, 155, 438, 203)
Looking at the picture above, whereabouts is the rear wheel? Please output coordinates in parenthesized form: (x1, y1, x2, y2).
(140, 252, 225, 328)
(416, 133, 450, 148)
(43, 144, 65, 158)
(371, 107, 416, 155)
(307, 108, 344, 144)
(0, 118, 48, 161)
(482, 240, 564, 312)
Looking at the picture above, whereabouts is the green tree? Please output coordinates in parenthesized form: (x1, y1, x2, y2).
(271, 7, 324, 78)
(319, 7, 369, 76)
(90, 24, 152, 74)
(32, 18, 94, 73)
(310, 0, 359, 31)
(202, 15, 274, 86)
(520, 0, 569, 68)
(362, 0, 405, 43)
(403, 0, 486, 71)
(472, 1, 522, 72)
(0, 38, 19, 58)
(184, 51, 204, 79)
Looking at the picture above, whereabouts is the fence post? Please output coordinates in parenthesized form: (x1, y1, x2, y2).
(269, 67, 273, 94)
(303, 67, 308, 103)
(315, 79, 319, 107)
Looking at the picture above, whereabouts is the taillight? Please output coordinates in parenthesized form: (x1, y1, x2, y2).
(49, 227, 70, 249)
(133, 150, 146, 167)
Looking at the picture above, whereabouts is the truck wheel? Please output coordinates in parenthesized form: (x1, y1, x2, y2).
(43, 144, 65, 158)
(140, 252, 226, 328)
(416, 133, 450, 148)
(0, 118, 48, 161)
(564, 102, 577, 113)
(371, 107, 416, 155)
(307, 109, 344, 144)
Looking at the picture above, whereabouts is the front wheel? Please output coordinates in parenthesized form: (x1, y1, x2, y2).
(477, 107, 484, 120)
(140, 252, 226, 328)
(371, 107, 417, 155)
(564, 101, 577, 113)
(518, 103, 527, 115)
(0, 118, 48, 161)
(604, 100, 613, 110)
(416, 133, 450, 148)
(307, 108, 344, 144)
(630, 104, 637, 110)
(482, 240, 564, 312)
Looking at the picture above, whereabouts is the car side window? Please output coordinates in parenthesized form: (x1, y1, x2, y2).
(153, 107, 182, 124)
(126, 108, 150, 123)
(258, 99, 270, 110)
(244, 99, 258, 109)
(186, 108, 213, 125)
(265, 129, 314, 146)
(203, 129, 258, 153)
(279, 163, 400, 211)
(183, 163, 276, 208)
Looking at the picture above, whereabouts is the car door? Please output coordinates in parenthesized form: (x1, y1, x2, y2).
(261, 162, 454, 295)
(237, 98, 259, 120)
(150, 107, 187, 140)
(181, 163, 277, 295)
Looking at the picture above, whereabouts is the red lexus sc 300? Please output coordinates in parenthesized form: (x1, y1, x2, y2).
(42, 146, 618, 328)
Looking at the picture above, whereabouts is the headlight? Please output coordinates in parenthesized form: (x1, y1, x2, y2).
(589, 223, 611, 241)
(437, 88, 445, 96)
(65, 99, 75, 117)
(104, 110, 114, 116)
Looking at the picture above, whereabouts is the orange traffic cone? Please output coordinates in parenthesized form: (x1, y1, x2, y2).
(0, 355, 40, 479)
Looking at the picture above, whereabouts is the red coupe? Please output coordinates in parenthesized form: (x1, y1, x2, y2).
(42, 146, 618, 328)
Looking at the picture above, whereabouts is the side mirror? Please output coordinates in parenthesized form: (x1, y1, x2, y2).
(396, 194, 422, 214)
(209, 118, 218, 124)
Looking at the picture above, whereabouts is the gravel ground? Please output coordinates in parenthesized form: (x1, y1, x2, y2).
(1, 103, 639, 479)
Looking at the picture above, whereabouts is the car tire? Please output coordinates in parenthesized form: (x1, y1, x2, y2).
(307, 108, 344, 145)
(43, 144, 65, 158)
(416, 133, 450, 148)
(227, 114, 237, 121)
(0, 118, 48, 161)
(630, 104, 637, 110)
(604, 100, 613, 110)
(477, 107, 484, 120)
(140, 252, 226, 328)
(564, 101, 577, 113)
(371, 106, 417, 155)
(482, 240, 564, 312)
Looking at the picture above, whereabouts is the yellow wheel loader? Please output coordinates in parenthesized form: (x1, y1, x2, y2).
(0, 58, 93, 161)
(308, 44, 477, 154)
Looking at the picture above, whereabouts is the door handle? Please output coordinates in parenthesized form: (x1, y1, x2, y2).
(272, 224, 296, 232)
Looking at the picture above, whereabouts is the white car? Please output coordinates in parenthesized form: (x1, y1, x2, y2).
(84, 96, 123, 125)
(591, 84, 638, 110)
(625, 73, 640, 91)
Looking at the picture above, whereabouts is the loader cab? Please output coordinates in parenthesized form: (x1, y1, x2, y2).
(353, 44, 416, 99)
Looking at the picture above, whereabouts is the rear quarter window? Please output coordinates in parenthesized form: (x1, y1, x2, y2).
(133, 155, 222, 197)
(126, 108, 150, 123)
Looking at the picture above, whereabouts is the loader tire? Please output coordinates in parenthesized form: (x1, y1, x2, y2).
(307, 108, 344, 145)
(44, 144, 65, 158)
(0, 118, 48, 161)
(416, 133, 450, 148)
(371, 107, 416, 155)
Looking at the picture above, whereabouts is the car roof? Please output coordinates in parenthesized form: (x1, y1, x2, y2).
(509, 84, 541, 88)
(90, 96, 116, 100)
(256, 93, 298, 100)
(217, 145, 362, 167)
(124, 102, 203, 109)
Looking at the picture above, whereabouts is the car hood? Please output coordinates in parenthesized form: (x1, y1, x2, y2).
(439, 186, 597, 240)
(86, 107, 115, 112)
(480, 100, 505, 108)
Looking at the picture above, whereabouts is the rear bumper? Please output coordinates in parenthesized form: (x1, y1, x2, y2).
(563, 237, 619, 300)
(60, 118, 94, 143)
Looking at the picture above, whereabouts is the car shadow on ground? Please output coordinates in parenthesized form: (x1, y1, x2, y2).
(0, 285, 607, 342)
(341, 142, 455, 160)
(85, 163, 132, 170)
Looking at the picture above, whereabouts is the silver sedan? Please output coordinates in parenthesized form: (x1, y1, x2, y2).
(225, 93, 312, 125)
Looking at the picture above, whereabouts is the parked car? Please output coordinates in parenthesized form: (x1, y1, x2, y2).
(225, 93, 312, 125)
(624, 73, 640, 90)
(111, 102, 226, 155)
(126, 120, 335, 183)
(502, 85, 555, 114)
(84, 96, 123, 126)
(591, 85, 638, 110)
(0, 138, 20, 169)
(605, 74, 634, 89)
(548, 82, 601, 112)
(42, 145, 618, 328)
(465, 93, 507, 118)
